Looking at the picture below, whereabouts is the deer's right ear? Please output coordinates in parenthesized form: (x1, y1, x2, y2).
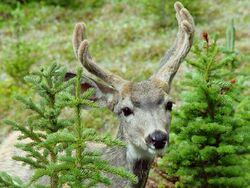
(65, 72, 118, 110)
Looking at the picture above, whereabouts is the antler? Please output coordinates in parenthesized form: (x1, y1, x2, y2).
(152, 2, 195, 92)
(72, 23, 127, 89)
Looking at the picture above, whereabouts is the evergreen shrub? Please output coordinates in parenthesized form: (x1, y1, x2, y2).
(160, 31, 250, 187)
(0, 64, 136, 187)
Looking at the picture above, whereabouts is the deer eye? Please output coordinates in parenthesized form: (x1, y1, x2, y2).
(122, 107, 133, 116)
(165, 101, 173, 111)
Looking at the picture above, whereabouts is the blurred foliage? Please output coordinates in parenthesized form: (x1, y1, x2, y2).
(0, 80, 32, 140)
(1, 0, 105, 9)
(220, 19, 240, 70)
(0, 4, 12, 27)
(0, 80, 31, 117)
(1, 4, 42, 83)
(140, 0, 209, 28)
(2, 41, 42, 83)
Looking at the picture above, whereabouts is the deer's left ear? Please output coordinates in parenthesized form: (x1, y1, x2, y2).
(65, 72, 118, 110)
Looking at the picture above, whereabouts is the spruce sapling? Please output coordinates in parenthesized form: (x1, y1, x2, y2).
(1, 64, 136, 187)
(159, 33, 250, 188)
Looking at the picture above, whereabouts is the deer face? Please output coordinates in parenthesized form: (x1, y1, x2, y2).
(70, 1, 194, 159)
(113, 80, 172, 157)
(64, 73, 174, 158)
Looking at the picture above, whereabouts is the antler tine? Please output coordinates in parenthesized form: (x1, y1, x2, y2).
(152, 2, 195, 92)
(72, 23, 127, 89)
(72, 23, 86, 58)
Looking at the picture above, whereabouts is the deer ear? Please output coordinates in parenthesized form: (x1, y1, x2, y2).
(65, 72, 118, 110)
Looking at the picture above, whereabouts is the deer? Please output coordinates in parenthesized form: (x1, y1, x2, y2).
(0, 2, 194, 188)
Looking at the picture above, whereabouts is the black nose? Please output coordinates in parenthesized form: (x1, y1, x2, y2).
(146, 130, 168, 149)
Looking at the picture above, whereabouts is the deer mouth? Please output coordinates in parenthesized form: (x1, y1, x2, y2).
(147, 145, 167, 157)
(145, 130, 169, 155)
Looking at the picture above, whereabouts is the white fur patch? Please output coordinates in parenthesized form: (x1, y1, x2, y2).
(126, 144, 154, 161)
(148, 147, 166, 157)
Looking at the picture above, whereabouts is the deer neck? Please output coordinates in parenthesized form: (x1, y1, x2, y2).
(126, 144, 154, 188)
(114, 124, 154, 188)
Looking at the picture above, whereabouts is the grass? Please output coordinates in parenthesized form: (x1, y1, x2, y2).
(0, 0, 249, 187)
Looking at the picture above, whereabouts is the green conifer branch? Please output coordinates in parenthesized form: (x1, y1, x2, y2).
(0, 172, 24, 188)
(161, 29, 250, 187)
(1, 63, 137, 187)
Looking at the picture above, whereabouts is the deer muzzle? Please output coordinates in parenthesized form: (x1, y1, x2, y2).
(146, 130, 169, 150)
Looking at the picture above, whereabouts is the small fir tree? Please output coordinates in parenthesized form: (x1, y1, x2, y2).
(0, 64, 136, 187)
(2, 3, 42, 84)
(160, 33, 250, 188)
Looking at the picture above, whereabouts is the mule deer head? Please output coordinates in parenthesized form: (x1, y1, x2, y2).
(69, 2, 194, 161)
